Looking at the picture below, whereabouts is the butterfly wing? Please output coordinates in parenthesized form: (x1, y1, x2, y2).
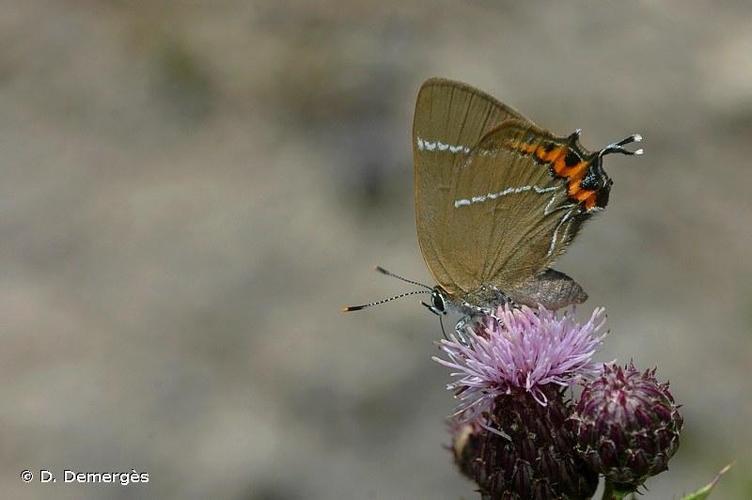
(457, 121, 596, 288)
(413, 78, 532, 297)
(414, 79, 613, 308)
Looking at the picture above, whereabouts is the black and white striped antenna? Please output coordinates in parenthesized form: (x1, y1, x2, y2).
(342, 289, 430, 312)
(342, 266, 432, 312)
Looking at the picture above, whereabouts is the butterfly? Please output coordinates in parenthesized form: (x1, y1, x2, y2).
(345, 78, 641, 330)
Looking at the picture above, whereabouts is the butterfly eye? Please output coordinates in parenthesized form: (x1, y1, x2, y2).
(432, 290, 446, 313)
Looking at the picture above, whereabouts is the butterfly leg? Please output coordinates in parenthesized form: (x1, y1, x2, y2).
(454, 310, 492, 346)
(453, 316, 474, 346)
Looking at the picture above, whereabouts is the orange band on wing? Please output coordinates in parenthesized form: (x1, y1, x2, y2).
(553, 157, 588, 178)
(508, 138, 600, 210)
(583, 194, 597, 210)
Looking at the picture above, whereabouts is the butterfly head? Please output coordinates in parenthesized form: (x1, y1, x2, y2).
(422, 286, 449, 316)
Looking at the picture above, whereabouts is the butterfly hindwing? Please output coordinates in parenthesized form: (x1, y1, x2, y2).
(459, 122, 593, 290)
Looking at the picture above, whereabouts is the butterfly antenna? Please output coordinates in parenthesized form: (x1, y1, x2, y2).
(374, 266, 432, 290)
(599, 133, 644, 158)
(342, 290, 430, 312)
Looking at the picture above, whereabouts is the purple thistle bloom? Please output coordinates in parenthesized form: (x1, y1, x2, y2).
(434, 305, 606, 430)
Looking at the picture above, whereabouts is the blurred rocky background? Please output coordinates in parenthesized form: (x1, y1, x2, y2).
(1, 0, 750, 498)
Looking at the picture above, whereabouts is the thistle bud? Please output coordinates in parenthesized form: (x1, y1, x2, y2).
(570, 363, 683, 492)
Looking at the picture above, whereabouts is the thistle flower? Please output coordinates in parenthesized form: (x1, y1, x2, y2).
(451, 387, 599, 500)
(434, 304, 606, 429)
(436, 305, 605, 499)
(570, 362, 683, 493)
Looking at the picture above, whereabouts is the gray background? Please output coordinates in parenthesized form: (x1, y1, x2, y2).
(1, 1, 750, 498)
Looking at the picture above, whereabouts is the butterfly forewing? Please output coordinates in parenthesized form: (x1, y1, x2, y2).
(413, 79, 531, 297)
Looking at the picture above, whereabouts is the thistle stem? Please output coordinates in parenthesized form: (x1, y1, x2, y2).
(602, 479, 629, 500)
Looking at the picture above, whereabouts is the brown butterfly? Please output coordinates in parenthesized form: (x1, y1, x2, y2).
(345, 78, 641, 329)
